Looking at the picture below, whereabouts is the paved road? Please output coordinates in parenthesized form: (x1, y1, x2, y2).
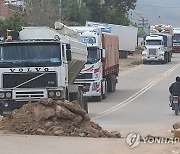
(0, 53, 180, 154)
(89, 53, 180, 136)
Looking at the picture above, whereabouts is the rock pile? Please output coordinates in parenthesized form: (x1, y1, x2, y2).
(0, 98, 121, 138)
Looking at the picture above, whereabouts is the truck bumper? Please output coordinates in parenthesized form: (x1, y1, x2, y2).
(74, 80, 102, 98)
(173, 46, 180, 52)
(0, 88, 64, 116)
(142, 56, 164, 62)
(0, 100, 32, 115)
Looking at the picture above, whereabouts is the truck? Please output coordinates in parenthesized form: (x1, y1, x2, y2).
(0, 22, 88, 116)
(71, 26, 119, 101)
(142, 24, 173, 64)
(173, 27, 180, 52)
(86, 21, 138, 59)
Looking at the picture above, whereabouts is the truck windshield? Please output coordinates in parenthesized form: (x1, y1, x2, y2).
(87, 47, 100, 64)
(146, 40, 162, 45)
(173, 34, 180, 43)
(0, 42, 61, 67)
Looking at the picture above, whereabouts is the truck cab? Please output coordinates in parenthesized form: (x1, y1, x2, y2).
(142, 34, 172, 64)
(74, 30, 106, 101)
(0, 25, 88, 116)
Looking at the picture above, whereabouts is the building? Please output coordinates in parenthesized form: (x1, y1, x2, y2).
(0, 0, 25, 18)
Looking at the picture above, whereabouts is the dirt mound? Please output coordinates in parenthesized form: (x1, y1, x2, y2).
(0, 98, 121, 138)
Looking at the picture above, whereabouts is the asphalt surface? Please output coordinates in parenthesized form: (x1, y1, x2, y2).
(0, 53, 180, 154)
(89, 53, 180, 136)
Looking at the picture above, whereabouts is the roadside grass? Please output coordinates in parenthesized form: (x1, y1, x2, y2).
(131, 60, 142, 65)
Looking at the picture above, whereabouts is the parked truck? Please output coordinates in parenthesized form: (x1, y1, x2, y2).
(173, 27, 180, 52)
(71, 26, 119, 101)
(142, 24, 173, 64)
(86, 21, 138, 59)
(0, 22, 88, 116)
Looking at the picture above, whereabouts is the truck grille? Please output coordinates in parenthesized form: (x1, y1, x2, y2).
(14, 90, 46, 100)
(149, 49, 157, 55)
(3, 72, 57, 88)
(77, 73, 93, 79)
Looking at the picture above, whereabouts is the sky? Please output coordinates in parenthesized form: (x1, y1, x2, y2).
(131, 0, 180, 27)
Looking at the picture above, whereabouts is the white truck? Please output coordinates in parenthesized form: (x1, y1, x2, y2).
(173, 27, 180, 52)
(142, 24, 173, 64)
(0, 22, 88, 116)
(86, 21, 138, 58)
(71, 26, 119, 101)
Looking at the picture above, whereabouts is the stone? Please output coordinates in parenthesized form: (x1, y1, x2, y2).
(110, 131, 121, 138)
(55, 105, 75, 120)
(64, 101, 86, 116)
(38, 98, 54, 106)
(44, 121, 53, 128)
(54, 130, 64, 136)
(173, 122, 180, 129)
(73, 114, 83, 125)
(36, 128, 46, 134)
(34, 106, 56, 122)
(83, 114, 90, 121)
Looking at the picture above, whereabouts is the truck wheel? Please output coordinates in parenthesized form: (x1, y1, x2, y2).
(112, 75, 117, 92)
(164, 53, 168, 64)
(78, 89, 84, 107)
(107, 74, 116, 93)
(82, 97, 88, 113)
(102, 80, 107, 99)
(168, 53, 171, 62)
(174, 103, 179, 115)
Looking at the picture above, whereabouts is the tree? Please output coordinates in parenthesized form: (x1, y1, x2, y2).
(25, 0, 59, 27)
(0, 12, 26, 38)
(61, 0, 91, 26)
(84, 0, 137, 25)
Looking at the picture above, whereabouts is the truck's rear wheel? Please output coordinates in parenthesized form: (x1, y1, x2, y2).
(102, 80, 107, 99)
(107, 74, 116, 93)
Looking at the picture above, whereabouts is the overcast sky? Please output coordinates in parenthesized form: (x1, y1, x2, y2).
(132, 0, 180, 27)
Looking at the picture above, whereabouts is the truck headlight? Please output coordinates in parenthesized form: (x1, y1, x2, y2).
(6, 92, 12, 98)
(55, 91, 61, 97)
(0, 93, 5, 98)
(0, 91, 12, 99)
(92, 82, 97, 91)
(48, 90, 61, 99)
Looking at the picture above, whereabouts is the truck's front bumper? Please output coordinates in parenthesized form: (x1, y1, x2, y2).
(142, 56, 164, 62)
(0, 100, 32, 115)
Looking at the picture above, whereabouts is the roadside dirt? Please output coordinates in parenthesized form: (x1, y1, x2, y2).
(0, 98, 120, 138)
(119, 52, 142, 72)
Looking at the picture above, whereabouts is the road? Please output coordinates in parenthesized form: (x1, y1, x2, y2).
(0, 53, 180, 154)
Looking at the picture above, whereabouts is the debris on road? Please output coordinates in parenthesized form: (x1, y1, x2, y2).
(173, 122, 180, 138)
(0, 98, 121, 138)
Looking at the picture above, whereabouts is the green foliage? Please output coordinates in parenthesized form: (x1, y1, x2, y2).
(0, 0, 137, 35)
(0, 12, 26, 38)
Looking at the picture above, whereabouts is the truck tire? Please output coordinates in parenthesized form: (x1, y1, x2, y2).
(168, 53, 171, 62)
(82, 96, 88, 113)
(164, 53, 168, 64)
(102, 80, 108, 99)
(107, 74, 116, 93)
(93, 94, 102, 102)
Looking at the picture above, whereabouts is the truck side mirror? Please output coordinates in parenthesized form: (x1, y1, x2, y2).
(66, 44, 72, 61)
(101, 49, 106, 62)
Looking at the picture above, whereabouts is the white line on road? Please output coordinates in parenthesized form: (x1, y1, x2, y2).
(92, 63, 180, 120)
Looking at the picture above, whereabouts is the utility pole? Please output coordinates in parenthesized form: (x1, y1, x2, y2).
(138, 17, 149, 36)
(59, 0, 62, 21)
